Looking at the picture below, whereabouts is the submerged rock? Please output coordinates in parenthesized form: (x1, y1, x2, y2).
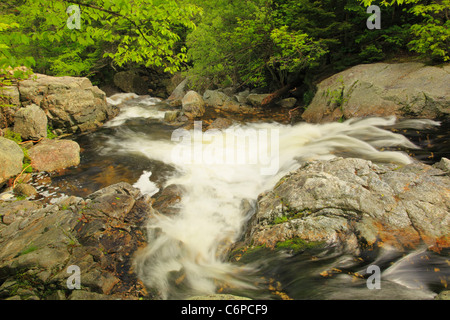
(243, 157, 450, 255)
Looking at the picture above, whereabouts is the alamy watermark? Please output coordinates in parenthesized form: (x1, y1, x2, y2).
(367, 5, 381, 30)
(366, 265, 381, 289)
(66, 5, 81, 30)
(66, 265, 81, 290)
(170, 121, 280, 176)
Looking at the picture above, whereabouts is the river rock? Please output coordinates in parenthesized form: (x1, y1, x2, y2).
(13, 183, 37, 198)
(247, 93, 271, 107)
(182, 91, 206, 118)
(243, 157, 450, 254)
(18, 73, 119, 134)
(164, 110, 181, 123)
(0, 137, 24, 185)
(28, 139, 80, 172)
(167, 78, 189, 107)
(207, 117, 233, 130)
(203, 90, 229, 107)
(0, 182, 154, 300)
(302, 62, 450, 123)
(13, 104, 48, 140)
(277, 97, 297, 108)
(0, 86, 20, 128)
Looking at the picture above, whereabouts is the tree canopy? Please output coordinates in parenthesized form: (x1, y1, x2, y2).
(0, 0, 448, 93)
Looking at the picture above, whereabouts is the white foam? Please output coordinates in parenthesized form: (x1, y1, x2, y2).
(101, 116, 439, 298)
(133, 171, 159, 197)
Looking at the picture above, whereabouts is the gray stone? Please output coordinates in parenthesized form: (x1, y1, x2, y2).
(302, 62, 450, 123)
(277, 97, 297, 108)
(433, 157, 450, 174)
(13, 104, 48, 140)
(435, 290, 450, 300)
(247, 93, 271, 107)
(164, 110, 180, 122)
(203, 90, 230, 107)
(28, 138, 80, 172)
(182, 91, 206, 118)
(0, 86, 20, 128)
(0, 182, 153, 300)
(167, 78, 189, 107)
(18, 73, 119, 134)
(13, 183, 37, 197)
(0, 137, 23, 185)
(244, 158, 450, 254)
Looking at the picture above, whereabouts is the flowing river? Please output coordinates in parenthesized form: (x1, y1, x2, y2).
(35, 93, 449, 300)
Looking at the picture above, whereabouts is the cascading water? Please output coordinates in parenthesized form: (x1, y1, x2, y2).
(44, 93, 447, 299)
(89, 94, 442, 299)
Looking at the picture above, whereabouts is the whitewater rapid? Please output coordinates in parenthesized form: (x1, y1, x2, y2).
(102, 93, 440, 299)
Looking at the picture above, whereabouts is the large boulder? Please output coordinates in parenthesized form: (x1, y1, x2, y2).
(181, 90, 206, 118)
(18, 74, 119, 134)
(0, 137, 23, 185)
(302, 62, 450, 123)
(13, 104, 48, 140)
(0, 183, 154, 300)
(28, 139, 80, 172)
(243, 157, 450, 255)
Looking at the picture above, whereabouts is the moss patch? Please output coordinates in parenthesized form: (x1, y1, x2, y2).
(275, 238, 324, 253)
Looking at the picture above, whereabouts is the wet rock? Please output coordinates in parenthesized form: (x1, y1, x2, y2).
(0, 182, 154, 300)
(182, 91, 206, 118)
(277, 97, 297, 109)
(13, 183, 37, 197)
(164, 110, 181, 123)
(28, 138, 80, 172)
(244, 158, 450, 254)
(206, 118, 233, 130)
(203, 90, 229, 107)
(435, 291, 450, 300)
(302, 62, 450, 123)
(0, 137, 24, 185)
(13, 104, 48, 140)
(18, 73, 118, 134)
(247, 93, 271, 107)
(152, 184, 185, 216)
(167, 78, 189, 107)
(434, 157, 450, 174)
(234, 89, 250, 104)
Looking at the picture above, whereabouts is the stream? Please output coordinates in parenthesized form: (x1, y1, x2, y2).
(32, 93, 449, 300)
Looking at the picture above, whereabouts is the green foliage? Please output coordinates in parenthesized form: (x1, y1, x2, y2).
(4, 129, 22, 144)
(361, 0, 450, 62)
(0, 0, 202, 76)
(47, 126, 57, 139)
(275, 238, 324, 252)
